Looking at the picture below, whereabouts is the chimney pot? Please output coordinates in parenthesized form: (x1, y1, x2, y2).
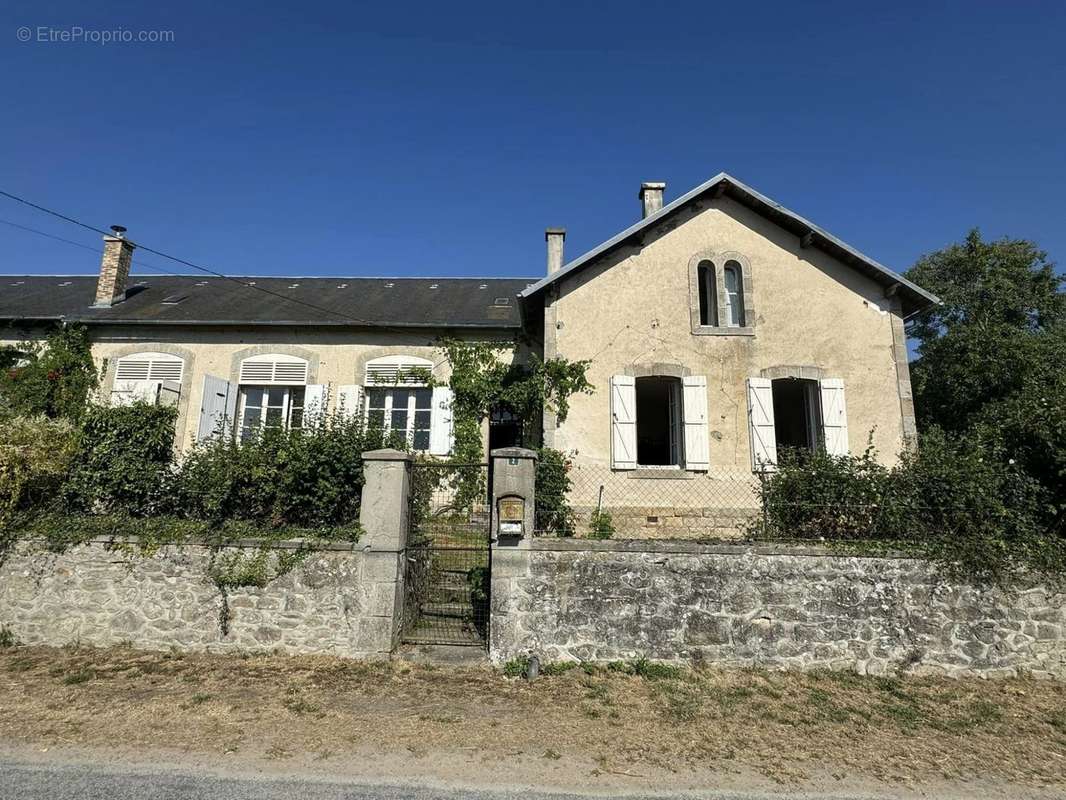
(93, 226, 136, 307)
(639, 181, 666, 219)
(545, 227, 566, 276)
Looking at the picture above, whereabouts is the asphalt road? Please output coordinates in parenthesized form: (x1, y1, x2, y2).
(0, 759, 901, 800)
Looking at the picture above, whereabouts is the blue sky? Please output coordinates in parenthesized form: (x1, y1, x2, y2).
(1, 1, 1063, 281)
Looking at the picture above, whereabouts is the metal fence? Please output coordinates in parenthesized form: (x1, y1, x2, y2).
(402, 462, 491, 647)
(535, 462, 764, 540)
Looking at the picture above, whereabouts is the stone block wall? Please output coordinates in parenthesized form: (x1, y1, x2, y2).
(491, 539, 1066, 678)
(0, 539, 400, 658)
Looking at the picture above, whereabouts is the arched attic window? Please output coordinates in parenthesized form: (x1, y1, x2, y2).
(112, 351, 184, 407)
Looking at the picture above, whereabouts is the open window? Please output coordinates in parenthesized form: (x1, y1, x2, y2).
(771, 378, 821, 453)
(611, 374, 709, 471)
(747, 377, 849, 470)
(635, 377, 682, 466)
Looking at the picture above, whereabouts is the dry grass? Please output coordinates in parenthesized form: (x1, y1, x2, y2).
(1, 645, 1065, 786)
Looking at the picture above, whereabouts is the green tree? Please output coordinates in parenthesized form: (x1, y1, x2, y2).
(905, 230, 1065, 528)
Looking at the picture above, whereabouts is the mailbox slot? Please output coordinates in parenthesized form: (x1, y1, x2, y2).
(497, 495, 525, 538)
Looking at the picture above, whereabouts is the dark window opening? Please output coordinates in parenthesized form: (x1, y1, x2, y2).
(771, 378, 821, 453)
(697, 260, 718, 326)
(489, 405, 524, 450)
(635, 376, 682, 466)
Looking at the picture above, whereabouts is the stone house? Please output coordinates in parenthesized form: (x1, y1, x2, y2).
(1, 173, 938, 533)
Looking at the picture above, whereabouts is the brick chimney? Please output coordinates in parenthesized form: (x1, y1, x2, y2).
(639, 182, 665, 219)
(94, 225, 135, 307)
(545, 227, 566, 275)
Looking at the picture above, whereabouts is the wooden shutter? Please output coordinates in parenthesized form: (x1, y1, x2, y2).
(429, 386, 455, 456)
(336, 384, 364, 421)
(746, 377, 778, 471)
(682, 375, 710, 471)
(197, 374, 233, 442)
(610, 375, 637, 470)
(303, 384, 328, 427)
(819, 378, 849, 456)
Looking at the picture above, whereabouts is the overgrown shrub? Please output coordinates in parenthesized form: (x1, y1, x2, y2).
(0, 415, 79, 529)
(757, 445, 901, 541)
(174, 417, 387, 529)
(757, 429, 1064, 586)
(63, 404, 178, 516)
(0, 325, 97, 421)
(535, 448, 575, 536)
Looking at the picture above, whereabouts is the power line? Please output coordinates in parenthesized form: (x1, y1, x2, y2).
(0, 217, 179, 276)
(0, 188, 400, 328)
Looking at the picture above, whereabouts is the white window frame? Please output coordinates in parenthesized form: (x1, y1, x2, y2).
(362, 355, 437, 452)
(237, 385, 306, 440)
(364, 385, 434, 451)
(236, 353, 311, 440)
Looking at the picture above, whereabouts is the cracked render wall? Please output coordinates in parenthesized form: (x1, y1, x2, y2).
(491, 540, 1066, 679)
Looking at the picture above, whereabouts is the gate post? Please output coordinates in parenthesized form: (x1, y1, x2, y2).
(358, 448, 412, 655)
(489, 447, 537, 661)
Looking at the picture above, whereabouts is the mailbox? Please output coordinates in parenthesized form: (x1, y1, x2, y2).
(497, 495, 525, 538)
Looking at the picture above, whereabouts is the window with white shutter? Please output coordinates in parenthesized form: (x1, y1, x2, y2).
(610, 375, 637, 470)
(429, 386, 455, 456)
(819, 378, 849, 456)
(682, 376, 710, 470)
(336, 384, 364, 421)
(747, 377, 778, 471)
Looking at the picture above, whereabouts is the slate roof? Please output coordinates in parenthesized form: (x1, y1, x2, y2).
(0, 276, 534, 329)
(520, 172, 940, 318)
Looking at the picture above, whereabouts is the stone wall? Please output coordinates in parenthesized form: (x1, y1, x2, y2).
(491, 539, 1066, 678)
(0, 539, 400, 658)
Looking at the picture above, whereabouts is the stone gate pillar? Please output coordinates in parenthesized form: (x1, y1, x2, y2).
(489, 447, 537, 661)
(357, 448, 412, 654)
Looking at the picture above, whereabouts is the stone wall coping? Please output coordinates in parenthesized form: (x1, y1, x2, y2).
(530, 537, 920, 560)
(362, 448, 413, 462)
(490, 447, 539, 460)
(15, 535, 370, 553)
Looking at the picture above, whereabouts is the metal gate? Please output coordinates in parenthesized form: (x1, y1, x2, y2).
(402, 462, 491, 647)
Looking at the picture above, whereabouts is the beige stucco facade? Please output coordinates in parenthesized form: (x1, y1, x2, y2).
(1, 325, 524, 453)
(542, 196, 913, 537)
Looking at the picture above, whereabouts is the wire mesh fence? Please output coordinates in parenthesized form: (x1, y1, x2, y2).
(535, 462, 765, 540)
(402, 462, 491, 646)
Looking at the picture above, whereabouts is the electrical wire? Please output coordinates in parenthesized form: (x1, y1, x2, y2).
(0, 188, 431, 329)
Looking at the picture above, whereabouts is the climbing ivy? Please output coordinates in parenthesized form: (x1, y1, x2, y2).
(436, 337, 592, 464)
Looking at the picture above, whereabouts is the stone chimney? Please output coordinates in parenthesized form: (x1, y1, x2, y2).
(639, 181, 666, 219)
(545, 227, 566, 275)
(94, 225, 136, 307)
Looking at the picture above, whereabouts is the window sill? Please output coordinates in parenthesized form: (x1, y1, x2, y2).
(691, 326, 755, 337)
(626, 468, 697, 480)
